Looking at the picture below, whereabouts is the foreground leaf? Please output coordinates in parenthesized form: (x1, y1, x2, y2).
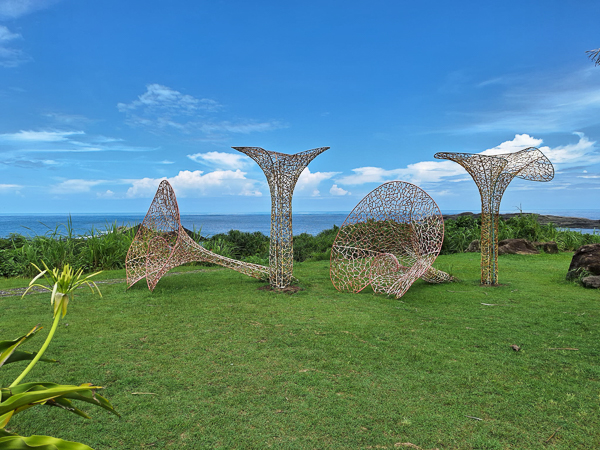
(0, 328, 44, 369)
(0, 433, 94, 449)
(1, 383, 118, 418)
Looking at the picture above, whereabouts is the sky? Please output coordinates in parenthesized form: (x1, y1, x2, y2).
(0, 0, 599, 215)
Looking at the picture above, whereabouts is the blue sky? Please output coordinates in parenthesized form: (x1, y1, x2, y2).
(0, 0, 599, 214)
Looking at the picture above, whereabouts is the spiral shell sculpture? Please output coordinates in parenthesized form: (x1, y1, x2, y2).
(330, 181, 449, 299)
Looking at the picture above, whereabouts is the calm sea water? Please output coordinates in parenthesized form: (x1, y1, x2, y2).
(0, 209, 599, 238)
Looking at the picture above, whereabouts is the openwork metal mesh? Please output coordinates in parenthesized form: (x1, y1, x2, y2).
(126, 180, 269, 291)
(330, 181, 448, 299)
(232, 146, 329, 289)
(434, 147, 554, 285)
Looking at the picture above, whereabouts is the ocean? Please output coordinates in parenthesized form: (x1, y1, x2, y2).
(0, 210, 599, 239)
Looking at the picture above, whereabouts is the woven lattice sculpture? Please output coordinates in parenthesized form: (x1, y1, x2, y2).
(126, 180, 268, 291)
(232, 146, 329, 288)
(330, 181, 448, 299)
(434, 147, 554, 285)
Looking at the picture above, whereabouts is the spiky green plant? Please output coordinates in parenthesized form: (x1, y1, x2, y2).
(0, 263, 117, 450)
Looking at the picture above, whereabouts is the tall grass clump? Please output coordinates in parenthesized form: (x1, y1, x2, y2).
(442, 213, 600, 254)
(0, 220, 136, 278)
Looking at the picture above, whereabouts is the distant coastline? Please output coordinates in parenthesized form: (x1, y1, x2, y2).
(0, 211, 599, 238)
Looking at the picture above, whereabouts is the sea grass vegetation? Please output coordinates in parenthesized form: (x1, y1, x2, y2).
(1, 214, 598, 279)
(0, 252, 598, 449)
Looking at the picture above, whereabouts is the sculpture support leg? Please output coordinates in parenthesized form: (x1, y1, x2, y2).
(270, 193, 294, 288)
(480, 204, 500, 285)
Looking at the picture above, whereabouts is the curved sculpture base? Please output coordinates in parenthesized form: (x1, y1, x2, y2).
(126, 180, 268, 291)
(330, 181, 451, 299)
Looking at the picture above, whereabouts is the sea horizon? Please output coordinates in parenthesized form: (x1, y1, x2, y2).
(1, 209, 599, 239)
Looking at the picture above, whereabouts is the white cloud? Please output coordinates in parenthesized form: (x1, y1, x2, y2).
(0, 25, 19, 42)
(97, 189, 115, 198)
(336, 133, 598, 189)
(199, 121, 285, 134)
(0, 130, 85, 142)
(481, 133, 600, 166)
(337, 161, 465, 186)
(160, 160, 174, 164)
(0, 183, 21, 190)
(330, 184, 350, 196)
(51, 179, 106, 194)
(118, 84, 286, 138)
(295, 167, 339, 193)
(0, 0, 59, 19)
(480, 134, 543, 156)
(0, 129, 154, 154)
(117, 83, 220, 114)
(0, 25, 29, 67)
(456, 68, 600, 134)
(125, 169, 262, 198)
(188, 151, 249, 169)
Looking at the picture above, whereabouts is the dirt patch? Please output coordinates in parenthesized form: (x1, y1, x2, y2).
(257, 284, 302, 294)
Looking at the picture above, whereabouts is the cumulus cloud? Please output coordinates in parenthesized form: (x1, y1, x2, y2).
(188, 151, 249, 169)
(330, 184, 350, 196)
(337, 133, 599, 189)
(295, 167, 339, 194)
(482, 133, 600, 166)
(125, 169, 262, 198)
(337, 161, 465, 186)
(117, 84, 286, 139)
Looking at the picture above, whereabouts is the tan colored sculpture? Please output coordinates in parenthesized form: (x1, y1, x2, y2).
(434, 147, 554, 285)
(330, 181, 449, 299)
(232, 146, 329, 288)
(126, 180, 268, 291)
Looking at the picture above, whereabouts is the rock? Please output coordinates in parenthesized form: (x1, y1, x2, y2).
(566, 243, 600, 280)
(532, 241, 559, 254)
(466, 240, 480, 252)
(498, 239, 539, 255)
(581, 276, 600, 289)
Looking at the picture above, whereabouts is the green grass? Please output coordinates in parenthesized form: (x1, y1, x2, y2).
(1, 253, 599, 449)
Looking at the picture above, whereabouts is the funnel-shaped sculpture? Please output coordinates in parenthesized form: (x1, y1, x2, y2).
(233, 146, 329, 288)
(126, 180, 268, 291)
(330, 181, 449, 299)
(434, 147, 554, 285)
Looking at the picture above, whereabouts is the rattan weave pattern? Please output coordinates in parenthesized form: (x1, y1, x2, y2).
(126, 180, 268, 291)
(232, 146, 329, 289)
(434, 147, 554, 285)
(330, 181, 447, 299)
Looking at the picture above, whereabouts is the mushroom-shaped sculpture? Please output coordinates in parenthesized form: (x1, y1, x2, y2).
(126, 180, 268, 291)
(434, 147, 554, 285)
(232, 146, 329, 289)
(330, 181, 447, 299)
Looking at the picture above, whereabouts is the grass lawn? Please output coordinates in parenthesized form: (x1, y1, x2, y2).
(1, 253, 598, 449)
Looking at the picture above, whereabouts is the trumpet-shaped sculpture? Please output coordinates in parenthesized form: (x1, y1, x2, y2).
(434, 147, 554, 285)
(233, 146, 329, 288)
(330, 181, 448, 299)
(126, 180, 268, 291)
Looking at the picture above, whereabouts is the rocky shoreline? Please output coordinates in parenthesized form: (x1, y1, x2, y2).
(443, 212, 600, 230)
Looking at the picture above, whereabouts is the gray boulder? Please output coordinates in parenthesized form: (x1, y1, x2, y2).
(466, 240, 480, 252)
(582, 276, 600, 289)
(567, 243, 600, 280)
(498, 239, 539, 255)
